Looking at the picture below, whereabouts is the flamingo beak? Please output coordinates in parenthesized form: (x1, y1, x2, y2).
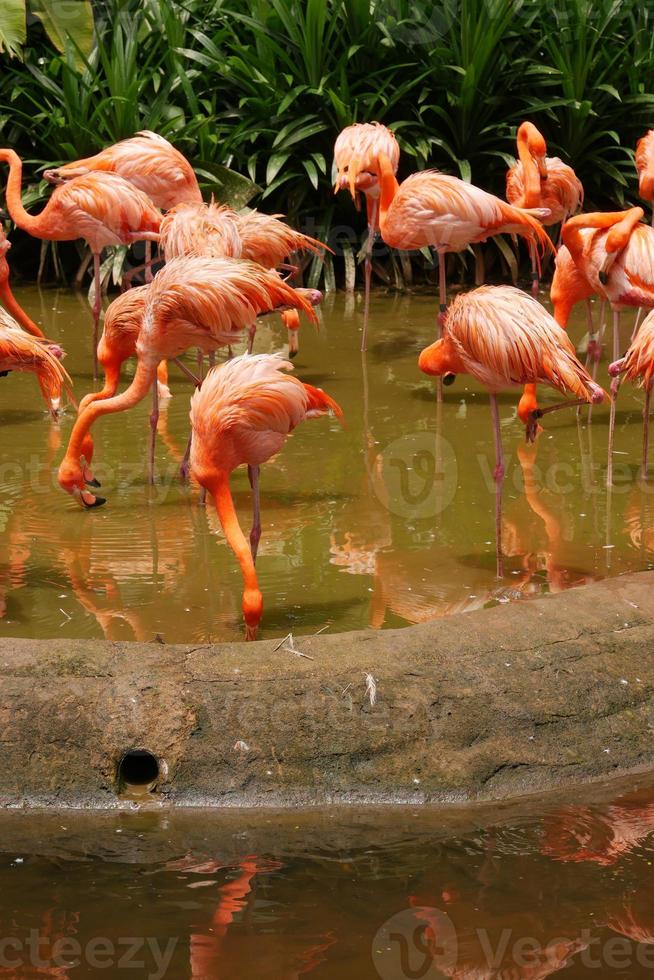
(72, 486, 106, 508)
(538, 156, 548, 180)
(443, 373, 456, 386)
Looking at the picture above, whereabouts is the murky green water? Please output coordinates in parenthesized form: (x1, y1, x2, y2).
(3, 775, 654, 977)
(0, 286, 650, 643)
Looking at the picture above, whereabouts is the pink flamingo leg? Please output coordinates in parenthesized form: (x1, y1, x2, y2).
(148, 378, 159, 485)
(489, 392, 504, 579)
(144, 240, 153, 284)
(529, 240, 539, 297)
(248, 464, 261, 562)
(434, 248, 448, 404)
(91, 251, 102, 382)
(180, 434, 192, 482)
(361, 199, 378, 353)
(607, 310, 621, 487)
(643, 382, 652, 480)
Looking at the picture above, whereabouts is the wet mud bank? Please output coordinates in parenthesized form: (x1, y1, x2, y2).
(2, 571, 654, 809)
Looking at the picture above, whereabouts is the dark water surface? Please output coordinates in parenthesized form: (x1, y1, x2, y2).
(3, 775, 654, 977)
(0, 286, 650, 643)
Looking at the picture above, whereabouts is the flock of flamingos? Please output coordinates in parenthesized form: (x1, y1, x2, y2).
(1, 121, 654, 639)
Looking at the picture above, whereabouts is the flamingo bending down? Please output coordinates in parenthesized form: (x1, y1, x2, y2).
(609, 309, 654, 477)
(506, 121, 583, 294)
(0, 313, 71, 418)
(159, 201, 327, 354)
(334, 122, 400, 350)
(376, 151, 553, 334)
(418, 285, 606, 577)
(57, 256, 321, 507)
(190, 353, 343, 640)
(43, 130, 201, 284)
(0, 149, 161, 375)
(561, 207, 654, 483)
(636, 130, 654, 225)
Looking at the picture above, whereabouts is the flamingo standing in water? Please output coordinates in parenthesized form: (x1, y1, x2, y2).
(636, 130, 654, 225)
(190, 353, 343, 640)
(57, 256, 321, 507)
(506, 121, 583, 294)
(0, 149, 161, 377)
(43, 130, 201, 283)
(0, 313, 70, 417)
(376, 149, 553, 342)
(609, 309, 654, 477)
(333, 122, 400, 350)
(561, 207, 654, 483)
(418, 285, 605, 577)
(159, 201, 327, 355)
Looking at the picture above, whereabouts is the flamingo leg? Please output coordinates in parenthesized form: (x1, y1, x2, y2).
(434, 248, 448, 404)
(578, 299, 595, 419)
(173, 357, 202, 387)
(529, 240, 539, 297)
(643, 382, 652, 480)
(148, 377, 159, 485)
(248, 464, 261, 562)
(247, 324, 256, 355)
(92, 251, 102, 382)
(180, 433, 192, 482)
(144, 240, 153, 284)
(588, 304, 607, 423)
(607, 310, 621, 487)
(489, 393, 504, 579)
(361, 199, 378, 353)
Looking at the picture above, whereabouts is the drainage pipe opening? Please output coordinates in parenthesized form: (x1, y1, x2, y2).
(117, 749, 159, 791)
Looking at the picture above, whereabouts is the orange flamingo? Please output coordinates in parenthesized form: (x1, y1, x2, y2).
(506, 121, 583, 294)
(190, 353, 343, 640)
(57, 256, 320, 508)
(159, 200, 327, 354)
(376, 151, 554, 360)
(0, 314, 70, 418)
(418, 285, 605, 576)
(561, 206, 654, 483)
(0, 227, 49, 340)
(0, 148, 161, 375)
(636, 130, 654, 225)
(43, 130, 201, 209)
(609, 308, 654, 477)
(334, 122, 400, 350)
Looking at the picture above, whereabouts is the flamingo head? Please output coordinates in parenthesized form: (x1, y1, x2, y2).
(243, 587, 263, 642)
(43, 168, 65, 186)
(58, 435, 104, 507)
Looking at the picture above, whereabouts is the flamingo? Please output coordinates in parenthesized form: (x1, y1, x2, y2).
(506, 121, 583, 294)
(333, 122, 400, 350)
(636, 130, 654, 225)
(561, 206, 654, 483)
(189, 353, 343, 641)
(0, 313, 71, 418)
(57, 256, 321, 508)
(159, 200, 327, 354)
(418, 285, 606, 577)
(376, 150, 554, 406)
(609, 308, 654, 477)
(0, 228, 49, 340)
(43, 130, 201, 285)
(0, 148, 161, 377)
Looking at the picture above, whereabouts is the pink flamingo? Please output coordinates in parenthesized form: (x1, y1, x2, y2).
(506, 121, 583, 294)
(57, 256, 321, 508)
(334, 122, 400, 350)
(636, 130, 654, 225)
(0, 228, 49, 340)
(0, 149, 161, 376)
(0, 314, 70, 418)
(190, 353, 343, 640)
(418, 285, 605, 576)
(159, 200, 327, 354)
(561, 206, 654, 483)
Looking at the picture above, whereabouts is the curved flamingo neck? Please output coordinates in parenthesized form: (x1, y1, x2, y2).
(377, 153, 400, 233)
(204, 469, 262, 635)
(516, 130, 541, 207)
(0, 279, 44, 338)
(0, 150, 43, 235)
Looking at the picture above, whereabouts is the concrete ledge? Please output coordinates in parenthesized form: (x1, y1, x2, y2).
(2, 572, 654, 808)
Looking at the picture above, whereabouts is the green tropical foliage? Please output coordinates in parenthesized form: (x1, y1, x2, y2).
(0, 0, 94, 61)
(1, 0, 654, 287)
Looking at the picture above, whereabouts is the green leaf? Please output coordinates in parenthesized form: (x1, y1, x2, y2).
(0, 0, 26, 58)
(194, 162, 261, 209)
(30, 0, 95, 66)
